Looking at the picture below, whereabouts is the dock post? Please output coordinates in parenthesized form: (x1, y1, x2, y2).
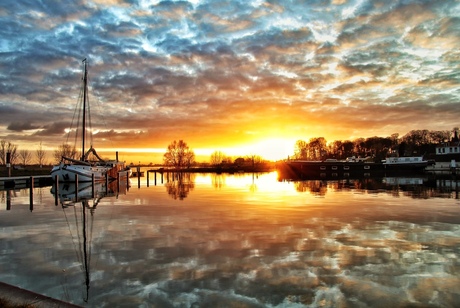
(161, 171, 163, 184)
(154, 171, 157, 186)
(6, 190, 11, 211)
(137, 166, 141, 188)
(54, 175, 59, 206)
(29, 176, 34, 212)
(147, 170, 150, 187)
(6, 152, 11, 177)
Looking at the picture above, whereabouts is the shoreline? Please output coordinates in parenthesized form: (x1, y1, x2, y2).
(0, 281, 81, 308)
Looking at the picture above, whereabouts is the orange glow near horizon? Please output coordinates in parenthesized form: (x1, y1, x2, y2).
(95, 137, 297, 164)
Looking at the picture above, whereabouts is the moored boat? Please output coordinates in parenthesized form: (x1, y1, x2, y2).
(276, 159, 381, 180)
(382, 156, 430, 170)
(51, 59, 128, 182)
(277, 156, 430, 181)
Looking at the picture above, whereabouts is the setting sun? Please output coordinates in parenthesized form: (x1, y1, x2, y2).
(221, 138, 296, 162)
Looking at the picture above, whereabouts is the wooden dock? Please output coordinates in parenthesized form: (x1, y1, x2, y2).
(0, 175, 53, 190)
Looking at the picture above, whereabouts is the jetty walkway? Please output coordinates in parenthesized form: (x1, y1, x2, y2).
(0, 175, 53, 190)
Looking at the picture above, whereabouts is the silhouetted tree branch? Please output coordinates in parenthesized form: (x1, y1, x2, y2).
(163, 140, 195, 168)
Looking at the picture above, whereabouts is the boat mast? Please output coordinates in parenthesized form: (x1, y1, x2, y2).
(81, 58, 87, 162)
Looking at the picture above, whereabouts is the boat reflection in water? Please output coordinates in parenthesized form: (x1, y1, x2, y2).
(50, 179, 128, 302)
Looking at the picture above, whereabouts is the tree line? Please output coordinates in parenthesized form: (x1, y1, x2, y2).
(292, 128, 458, 162)
(2, 128, 457, 168)
(163, 140, 266, 169)
(0, 140, 47, 167)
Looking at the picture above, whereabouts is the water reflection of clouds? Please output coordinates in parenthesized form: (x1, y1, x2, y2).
(109, 215, 459, 307)
(1, 173, 460, 306)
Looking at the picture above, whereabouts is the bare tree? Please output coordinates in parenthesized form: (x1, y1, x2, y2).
(163, 140, 195, 168)
(184, 150, 195, 168)
(428, 130, 450, 144)
(294, 140, 308, 159)
(246, 154, 263, 166)
(210, 151, 226, 165)
(18, 149, 32, 166)
(308, 137, 327, 160)
(0, 140, 18, 165)
(35, 142, 47, 167)
(53, 143, 77, 163)
(329, 140, 343, 159)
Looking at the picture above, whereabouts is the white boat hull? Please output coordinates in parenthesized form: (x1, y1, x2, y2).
(51, 163, 109, 182)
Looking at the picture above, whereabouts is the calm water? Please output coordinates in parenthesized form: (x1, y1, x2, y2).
(0, 172, 459, 308)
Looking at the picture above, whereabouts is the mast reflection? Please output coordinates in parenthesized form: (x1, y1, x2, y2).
(50, 180, 126, 302)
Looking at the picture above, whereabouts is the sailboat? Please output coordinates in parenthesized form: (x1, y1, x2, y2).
(51, 59, 128, 182)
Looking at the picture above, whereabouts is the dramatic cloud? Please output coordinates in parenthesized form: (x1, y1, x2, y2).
(0, 0, 459, 161)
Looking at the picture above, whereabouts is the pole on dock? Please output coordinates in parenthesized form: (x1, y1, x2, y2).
(137, 166, 141, 188)
(29, 176, 34, 212)
(155, 171, 157, 186)
(146, 170, 150, 187)
(6, 152, 11, 177)
(6, 190, 11, 211)
(54, 175, 59, 206)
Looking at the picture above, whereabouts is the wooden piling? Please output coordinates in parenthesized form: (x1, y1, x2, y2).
(6, 152, 11, 177)
(6, 190, 11, 211)
(54, 175, 59, 206)
(29, 176, 34, 211)
(75, 175, 79, 200)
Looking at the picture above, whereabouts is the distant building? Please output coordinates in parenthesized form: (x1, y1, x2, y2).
(434, 129, 460, 161)
(436, 143, 460, 155)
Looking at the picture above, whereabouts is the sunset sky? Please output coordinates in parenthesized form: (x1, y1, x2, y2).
(1, 0, 459, 163)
